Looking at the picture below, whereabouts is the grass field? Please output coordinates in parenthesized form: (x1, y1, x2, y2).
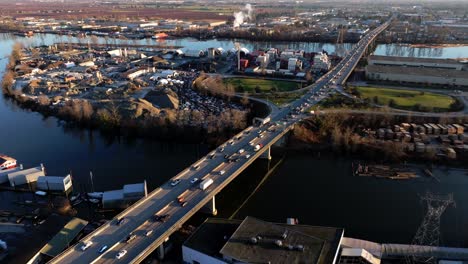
(355, 86, 457, 112)
(224, 78, 301, 93)
(253, 91, 306, 106)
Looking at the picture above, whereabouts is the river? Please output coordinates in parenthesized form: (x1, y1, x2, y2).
(0, 33, 467, 247)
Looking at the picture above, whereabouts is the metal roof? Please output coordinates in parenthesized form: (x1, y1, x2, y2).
(40, 218, 88, 257)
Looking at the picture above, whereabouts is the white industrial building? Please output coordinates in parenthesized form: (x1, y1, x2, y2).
(7, 165, 45, 187)
(368, 55, 464, 70)
(184, 49, 205, 58)
(102, 181, 147, 209)
(312, 52, 331, 71)
(366, 64, 468, 86)
(256, 55, 269, 68)
(36, 175, 72, 192)
(339, 248, 381, 264)
(288, 58, 302, 72)
(366, 55, 468, 86)
(0, 167, 20, 184)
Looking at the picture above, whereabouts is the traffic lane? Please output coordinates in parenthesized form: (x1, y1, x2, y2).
(121, 162, 238, 263)
(97, 202, 182, 264)
(86, 178, 205, 263)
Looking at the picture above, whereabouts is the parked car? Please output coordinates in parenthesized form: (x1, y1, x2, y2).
(219, 170, 225, 175)
(180, 201, 188, 207)
(146, 230, 153, 236)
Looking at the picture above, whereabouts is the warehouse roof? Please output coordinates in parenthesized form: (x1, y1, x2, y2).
(184, 217, 343, 264)
(369, 55, 462, 65)
(366, 64, 468, 79)
(40, 217, 88, 257)
(220, 216, 343, 264)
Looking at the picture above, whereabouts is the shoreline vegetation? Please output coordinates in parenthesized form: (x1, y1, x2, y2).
(290, 112, 468, 164)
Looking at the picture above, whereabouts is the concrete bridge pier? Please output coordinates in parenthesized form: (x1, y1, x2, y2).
(157, 244, 165, 260)
(260, 146, 272, 160)
(202, 196, 218, 216)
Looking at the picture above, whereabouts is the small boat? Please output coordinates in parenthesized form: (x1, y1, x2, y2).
(72, 199, 84, 207)
(70, 193, 81, 202)
(35, 191, 47, 196)
(87, 192, 103, 199)
(0, 155, 17, 170)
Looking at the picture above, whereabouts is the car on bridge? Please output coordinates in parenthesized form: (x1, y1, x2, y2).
(125, 233, 137, 243)
(98, 245, 108, 253)
(190, 178, 199, 184)
(116, 250, 127, 259)
(116, 217, 127, 225)
(170, 179, 181, 186)
(80, 241, 92, 251)
(154, 214, 169, 222)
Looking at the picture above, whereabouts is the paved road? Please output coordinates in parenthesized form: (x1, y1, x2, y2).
(49, 18, 393, 264)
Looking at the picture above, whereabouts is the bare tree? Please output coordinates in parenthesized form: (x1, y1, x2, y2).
(38, 95, 50, 106)
(81, 100, 94, 120)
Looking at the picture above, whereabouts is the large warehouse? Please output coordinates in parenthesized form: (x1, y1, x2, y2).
(366, 55, 468, 87)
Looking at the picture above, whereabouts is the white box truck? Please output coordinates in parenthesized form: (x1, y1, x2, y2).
(199, 178, 214, 190)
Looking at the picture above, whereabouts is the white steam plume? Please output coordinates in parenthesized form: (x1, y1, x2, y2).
(233, 4, 254, 28)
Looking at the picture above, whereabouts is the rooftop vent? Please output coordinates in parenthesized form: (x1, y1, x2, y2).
(250, 237, 258, 244)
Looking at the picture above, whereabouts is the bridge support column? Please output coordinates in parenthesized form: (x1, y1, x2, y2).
(202, 196, 217, 216)
(157, 244, 165, 260)
(260, 146, 271, 160)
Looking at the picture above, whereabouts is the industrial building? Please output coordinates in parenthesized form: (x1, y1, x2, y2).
(27, 217, 88, 264)
(312, 52, 331, 71)
(365, 64, 468, 86)
(182, 216, 344, 264)
(0, 167, 20, 184)
(368, 55, 464, 70)
(7, 165, 45, 187)
(102, 181, 148, 209)
(366, 55, 468, 86)
(338, 248, 381, 264)
(36, 175, 73, 193)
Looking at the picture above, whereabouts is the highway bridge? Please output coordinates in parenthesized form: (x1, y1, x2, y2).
(49, 18, 392, 264)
